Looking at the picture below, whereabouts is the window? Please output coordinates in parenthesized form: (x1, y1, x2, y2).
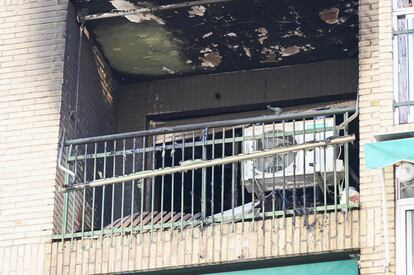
(397, 168, 414, 275)
(393, 0, 414, 124)
(397, 200, 414, 275)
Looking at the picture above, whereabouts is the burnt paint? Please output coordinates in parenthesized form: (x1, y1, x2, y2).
(73, 0, 358, 83)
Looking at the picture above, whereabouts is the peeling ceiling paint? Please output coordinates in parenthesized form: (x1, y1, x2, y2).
(188, 5, 206, 17)
(319, 7, 340, 24)
(110, 0, 165, 24)
(73, 0, 359, 83)
(280, 45, 301, 57)
(200, 52, 223, 68)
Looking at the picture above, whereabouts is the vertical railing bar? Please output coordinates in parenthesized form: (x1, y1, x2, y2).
(73, 144, 78, 184)
(211, 128, 216, 253)
(292, 120, 296, 223)
(333, 115, 338, 220)
(282, 120, 286, 221)
(180, 132, 185, 237)
(110, 140, 116, 244)
(150, 136, 156, 241)
(272, 122, 276, 222)
(313, 118, 317, 216)
(130, 137, 136, 242)
(201, 128, 207, 227)
(344, 112, 350, 214)
(241, 125, 246, 232)
(191, 131, 195, 260)
(70, 144, 79, 241)
(261, 123, 266, 225)
(220, 127, 225, 260)
(160, 134, 166, 233)
(211, 128, 216, 220)
(231, 126, 236, 231)
(272, 121, 278, 254)
(302, 118, 306, 253)
(81, 143, 88, 241)
(191, 131, 195, 235)
(302, 119, 306, 215)
(91, 142, 97, 238)
(323, 117, 327, 216)
(261, 122, 266, 257)
(291, 120, 297, 253)
(120, 139, 126, 243)
(170, 134, 176, 234)
(140, 137, 146, 243)
(70, 191, 76, 241)
(61, 146, 70, 241)
(251, 124, 256, 232)
(221, 128, 225, 230)
(100, 141, 107, 243)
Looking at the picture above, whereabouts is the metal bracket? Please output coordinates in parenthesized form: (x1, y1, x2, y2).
(394, 100, 414, 108)
(76, 8, 89, 24)
(393, 28, 414, 36)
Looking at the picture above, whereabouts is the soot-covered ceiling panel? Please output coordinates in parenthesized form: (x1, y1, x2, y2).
(73, 0, 358, 83)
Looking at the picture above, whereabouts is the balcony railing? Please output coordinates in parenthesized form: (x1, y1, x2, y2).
(54, 105, 358, 241)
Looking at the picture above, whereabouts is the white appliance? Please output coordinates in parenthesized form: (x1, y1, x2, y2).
(242, 117, 344, 194)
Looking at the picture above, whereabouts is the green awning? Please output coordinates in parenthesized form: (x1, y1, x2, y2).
(365, 137, 414, 170)
(205, 259, 358, 275)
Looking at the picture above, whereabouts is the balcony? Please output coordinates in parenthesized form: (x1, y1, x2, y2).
(52, 102, 359, 271)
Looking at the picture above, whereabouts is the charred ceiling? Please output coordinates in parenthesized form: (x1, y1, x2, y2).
(73, 0, 358, 84)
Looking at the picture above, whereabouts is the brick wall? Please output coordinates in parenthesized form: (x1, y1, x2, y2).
(0, 0, 69, 273)
(0, 1, 117, 274)
(46, 211, 359, 274)
(358, 0, 414, 274)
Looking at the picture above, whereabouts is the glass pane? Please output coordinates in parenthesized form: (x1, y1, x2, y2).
(407, 210, 414, 275)
(396, 0, 413, 9)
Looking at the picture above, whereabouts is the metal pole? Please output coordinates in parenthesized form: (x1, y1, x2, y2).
(60, 135, 355, 192)
(65, 107, 356, 145)
(81, 0, 241, 22)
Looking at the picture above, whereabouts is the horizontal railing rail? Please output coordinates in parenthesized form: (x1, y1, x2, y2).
(65, 106, 355, 145)
(54, 107, 358, 241)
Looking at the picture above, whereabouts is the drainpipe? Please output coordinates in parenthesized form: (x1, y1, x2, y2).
(380, 167, 391, 274)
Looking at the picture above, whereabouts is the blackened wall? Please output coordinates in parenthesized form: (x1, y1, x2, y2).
(54, 2, 118, 233)
(117, 58, 358, 132)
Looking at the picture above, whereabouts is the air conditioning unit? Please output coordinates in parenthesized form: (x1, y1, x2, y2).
(242, 117, 344, 194)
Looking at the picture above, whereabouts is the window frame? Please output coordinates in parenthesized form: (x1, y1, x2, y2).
(397, 198, 414, 275)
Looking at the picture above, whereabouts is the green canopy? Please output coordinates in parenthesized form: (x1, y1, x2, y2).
(205, 259, 358, 275)
(364, 137, 414, 170)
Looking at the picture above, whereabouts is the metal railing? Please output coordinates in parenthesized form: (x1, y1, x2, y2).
(394, 9, 414, 123)
(54, 106, 358, 241)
